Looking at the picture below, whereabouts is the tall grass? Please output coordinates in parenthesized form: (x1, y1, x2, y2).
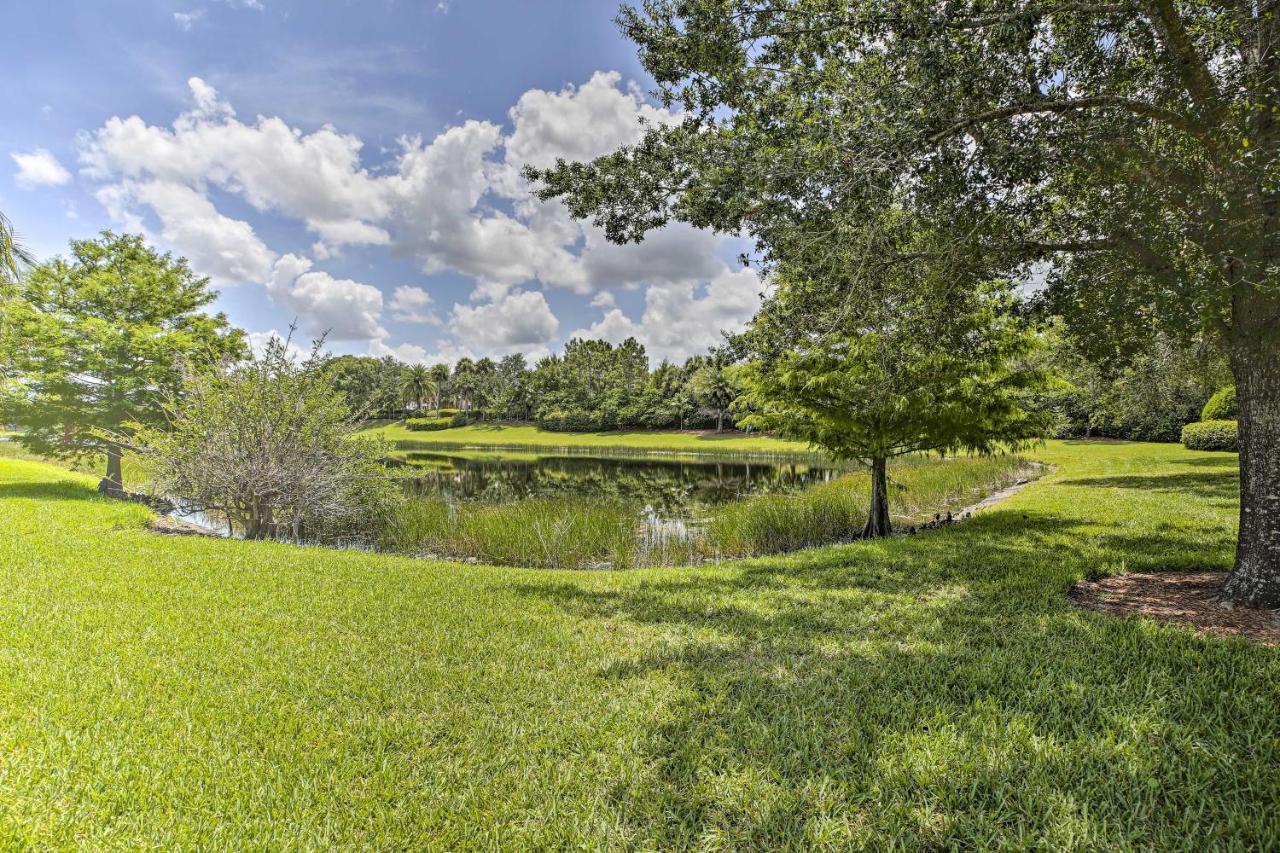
(707, 454, 1031, 557)
(381, 454, 1034, 569)
(382, 497, 639, 569)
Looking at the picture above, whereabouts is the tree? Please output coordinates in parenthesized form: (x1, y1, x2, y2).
(135, 336, 400, 541)
(688, 355, 738, 432)
(0, 211, 34, 285)
(452, 358, 478, 413)
(4, 232, 245, 494)
(328, 355, 406, 419)
(429, 363, 450, 413)
(402, 364, 434, 413)
(736, 228, 1051, 537)
(531, 2, 1280, 607)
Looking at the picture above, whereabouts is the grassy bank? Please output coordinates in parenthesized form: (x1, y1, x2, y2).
(362, 420, 816, 457)
(0, 441, 1275, 848)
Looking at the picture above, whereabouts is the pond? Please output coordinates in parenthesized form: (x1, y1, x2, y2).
(393, 449, 841, 515)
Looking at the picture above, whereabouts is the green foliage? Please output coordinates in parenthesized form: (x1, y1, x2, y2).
(0, 210, 34, 283)
(736, 250, 1050, 466)
(2, 232, 244, 489)
(1028, 327, 1231, 442)
(328, 355, 408, 419)
(1181, 420, 1239, 452)
(1202, 386, 1238, 422)
(134, 336, 400, 541)
(0, 442, 1274, 847)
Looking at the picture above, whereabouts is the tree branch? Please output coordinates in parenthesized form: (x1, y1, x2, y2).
(929, 96, 1203, 144)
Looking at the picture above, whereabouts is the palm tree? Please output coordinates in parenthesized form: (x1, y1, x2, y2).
(401, 364, 435, 414)
(0, 211, 34, 284)
(429, 363, 450, 414)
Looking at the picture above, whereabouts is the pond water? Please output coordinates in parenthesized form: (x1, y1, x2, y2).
(394, 449, 840, 515)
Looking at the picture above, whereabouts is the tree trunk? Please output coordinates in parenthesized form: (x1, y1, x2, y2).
(99, 445, 124, 497)
(1221, 296, 1280, 608)
(862, 457, 891, 538)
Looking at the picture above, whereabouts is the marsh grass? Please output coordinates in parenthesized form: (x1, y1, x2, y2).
(706, 455, 1031, 556)
(382, 496, 639, 569)
(383, 454, 1032, 568)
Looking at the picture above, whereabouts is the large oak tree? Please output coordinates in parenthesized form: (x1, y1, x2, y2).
(532, 1, 1280, 608)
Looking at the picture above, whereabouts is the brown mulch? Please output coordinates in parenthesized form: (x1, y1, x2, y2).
(1071, 571, 1280, 646)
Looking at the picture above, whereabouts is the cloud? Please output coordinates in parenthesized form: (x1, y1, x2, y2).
(11, 148, 72, 189)
(77, 70, 759, 362)
(504, 71, 675, 173)
(268, 254, 386, 341)
(126, 180, 276, 283)
(173, 10, 205, 31)
(82, 78, 391, 249)
(451, 289, 559, 352)
(389, 285, 439, 324)
(571, 266, 763, 363)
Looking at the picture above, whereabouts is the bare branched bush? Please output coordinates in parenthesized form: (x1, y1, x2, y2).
(136, 334, 401, 541)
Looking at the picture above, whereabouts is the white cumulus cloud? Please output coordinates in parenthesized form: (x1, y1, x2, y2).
(268, 254, 386, 342)
(11, 148, 72, 189)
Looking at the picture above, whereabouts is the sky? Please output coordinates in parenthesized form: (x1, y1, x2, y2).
(0, 0, 762, 366)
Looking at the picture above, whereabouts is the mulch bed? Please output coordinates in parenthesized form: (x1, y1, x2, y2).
(1071, 571, 1280, 646)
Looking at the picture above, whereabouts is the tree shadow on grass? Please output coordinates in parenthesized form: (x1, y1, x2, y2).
(0, 480, 101, 503)
(1058, 471, 1238, 505)
(508, 507, 1276, 847)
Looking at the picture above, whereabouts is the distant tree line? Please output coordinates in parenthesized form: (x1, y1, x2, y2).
(329, 337, 743, 432)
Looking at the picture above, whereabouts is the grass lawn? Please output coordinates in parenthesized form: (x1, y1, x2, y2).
(362, 420, 816, 457)
(0, 441, 1275, 848)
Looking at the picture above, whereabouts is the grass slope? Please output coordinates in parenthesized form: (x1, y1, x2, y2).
(363, 421, 816, 456)
(0, 442, 1275, 849)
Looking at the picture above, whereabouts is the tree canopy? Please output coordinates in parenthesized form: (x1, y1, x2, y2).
(2, 232, 245, 494)
(531, 0, 1280, 607)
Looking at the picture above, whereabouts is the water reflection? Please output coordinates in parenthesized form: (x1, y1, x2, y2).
(397, 451, 837, 514)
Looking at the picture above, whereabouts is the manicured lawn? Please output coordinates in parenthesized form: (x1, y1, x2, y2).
(0, 441, 1275, 848)
(362, 420, 816, 456)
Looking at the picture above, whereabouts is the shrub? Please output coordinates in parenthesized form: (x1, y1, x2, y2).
(1181, 420, 1238, 452)
(1201, 386, 1237, 421)
(135, 337, 402, 541)
(537, 410, 603, 432)
(404, 417, 454, 432)
(449, 412, 473, 428)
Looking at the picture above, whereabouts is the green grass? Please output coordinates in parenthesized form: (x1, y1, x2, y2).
(0, 441, 1275, 848)
(363, 420, 817, 457)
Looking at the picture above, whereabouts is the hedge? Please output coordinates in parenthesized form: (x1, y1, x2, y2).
(404, 417, 454, 432)
(1201, 386, 1237, 421)
(1181, 419, 1238, 452)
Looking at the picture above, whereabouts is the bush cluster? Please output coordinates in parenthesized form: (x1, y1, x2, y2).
(1181, 419, 1239, 452)
(537, 410, 606, 433)
(404, 417, 454, 432)
(1200, 386, 1237, 421)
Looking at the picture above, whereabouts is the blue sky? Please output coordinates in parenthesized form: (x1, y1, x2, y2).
(1, 0, 760, 364)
